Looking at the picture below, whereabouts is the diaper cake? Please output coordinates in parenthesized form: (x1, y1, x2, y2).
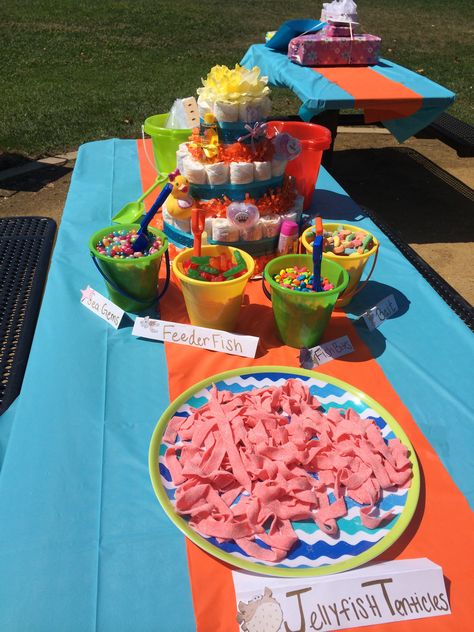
(162, 64, 303, 272)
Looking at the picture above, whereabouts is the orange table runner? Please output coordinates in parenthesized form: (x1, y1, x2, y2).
(313, 66, 422, 123)
(137, 141, 473, 631)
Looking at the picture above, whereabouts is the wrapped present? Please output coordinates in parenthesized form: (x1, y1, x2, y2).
(325, 24, 355, 37)
(288, 30, 381, 67)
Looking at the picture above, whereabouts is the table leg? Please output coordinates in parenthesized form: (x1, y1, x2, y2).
(310, 110, 339, 169)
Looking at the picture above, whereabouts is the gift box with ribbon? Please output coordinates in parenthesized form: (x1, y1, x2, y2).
(288, 1, 380, 67)
(288, 29, 381, 67)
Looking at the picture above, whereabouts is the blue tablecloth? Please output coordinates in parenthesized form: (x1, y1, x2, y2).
(241, 44, 455, 142)
(0, 139, 471, 630)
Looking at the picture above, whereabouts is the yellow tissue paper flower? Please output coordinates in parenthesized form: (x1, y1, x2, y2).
(197, 64, 271, 105)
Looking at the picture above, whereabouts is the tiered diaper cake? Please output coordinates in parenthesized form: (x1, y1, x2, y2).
(162, 65, 303, 271)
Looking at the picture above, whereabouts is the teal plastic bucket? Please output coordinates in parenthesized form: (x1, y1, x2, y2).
(263, 254, 348, 348)
(89, 224, 169, 314)
(143, 113, 191, 175)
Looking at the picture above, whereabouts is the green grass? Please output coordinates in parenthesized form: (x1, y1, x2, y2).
(0, 0, 472, 156)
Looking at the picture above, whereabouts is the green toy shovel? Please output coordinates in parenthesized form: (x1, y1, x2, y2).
(112, 174, 167, 224)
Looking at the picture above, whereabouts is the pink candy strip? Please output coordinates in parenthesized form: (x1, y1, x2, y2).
(166, 379, 412, 562)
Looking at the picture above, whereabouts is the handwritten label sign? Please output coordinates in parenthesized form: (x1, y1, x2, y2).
(233, 559, 450, 632)
(361, 294, 399, 331)
(80, 286, 124, 329)
(300, 335, 354, 368)
(132, 317, 259, 358)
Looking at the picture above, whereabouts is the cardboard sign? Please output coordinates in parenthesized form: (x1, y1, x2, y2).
(300, 335, 354, 368)
(80, 286, 124, 329)
(132, 317, 259, 358)
(361, 294, 399, 331)
(233, 559, 450, 632)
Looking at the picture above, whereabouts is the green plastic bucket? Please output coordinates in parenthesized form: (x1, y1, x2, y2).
(263, 254, 349, 348)
(143, 113, 191, 175)
(89, 224, 169, 314)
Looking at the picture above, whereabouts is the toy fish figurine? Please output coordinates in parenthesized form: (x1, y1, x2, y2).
(163, 169, 195, 220)
(272, 132, 301, 161)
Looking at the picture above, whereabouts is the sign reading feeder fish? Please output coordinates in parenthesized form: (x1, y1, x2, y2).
(132, 317, 259, 358)
(233, 559, 450, 632)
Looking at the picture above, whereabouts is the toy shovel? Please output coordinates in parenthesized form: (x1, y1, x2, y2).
(131, 183, 173, 252)
(192, 208, 206, 257)
(112, 174, 167, 224)
(312, 235, 323, 292)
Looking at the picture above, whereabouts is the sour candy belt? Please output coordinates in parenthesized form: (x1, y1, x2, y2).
(183, 251, 247, 282)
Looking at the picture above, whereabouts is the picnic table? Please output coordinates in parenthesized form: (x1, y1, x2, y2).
(241, 44, 455, 147)
(0, 138, 472, 631)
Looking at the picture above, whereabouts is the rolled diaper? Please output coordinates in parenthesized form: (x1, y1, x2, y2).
(176, 142, 189, 173)
(173, 217, 191, 234)
(214, 100, 239, 123)
(271, 159, 287, 177)
(205, 161, 229, 185)
(230, 162, 254, 185)
(261, 95, 272, 118)
(254, 161, 272, 181)
(197, 97, 212, 120)
(162, 209, 173, 226)
(204, 215, 214, 236)
(238, 99, 261, 123)
(260, 214, 282, 238)
(212, 218, 239, 242)
(182, 156, 207, 184)
(240, 221, 263, 242)
(162, 209, 191, 234)
(238, 97, 272, 122)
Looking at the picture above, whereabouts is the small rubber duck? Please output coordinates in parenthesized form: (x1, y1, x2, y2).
(163, 169, 195, 219)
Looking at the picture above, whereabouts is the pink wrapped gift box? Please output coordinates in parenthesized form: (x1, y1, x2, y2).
(288, 31, 381, 67)
(325, 24, 355, 37)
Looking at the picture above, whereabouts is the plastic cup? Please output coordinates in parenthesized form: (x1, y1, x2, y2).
(143, 113, 191, 175)
(263, 254, 348, 348)
(266, 121, 332, 209)
(89, 224, 168, 313)
(172, 245, 255, 331)
(301, 222, 379, 308)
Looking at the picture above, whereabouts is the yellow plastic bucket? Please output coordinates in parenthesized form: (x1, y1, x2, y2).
(143, 113, 191, 176)
(301, 222, 379, 308)
(172, 245, 255, 331)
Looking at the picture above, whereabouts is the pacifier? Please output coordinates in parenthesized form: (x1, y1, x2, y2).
(227, 202, 260, 228)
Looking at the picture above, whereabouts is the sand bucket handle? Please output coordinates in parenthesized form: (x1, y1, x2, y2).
(262, 277, 272, 300)
(141, 125, 168, 181)
(91, 248, 171, 307)
(336, 245, 379, 307)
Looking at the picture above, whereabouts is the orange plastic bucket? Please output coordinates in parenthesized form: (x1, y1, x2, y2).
(266, 121, 331, 209)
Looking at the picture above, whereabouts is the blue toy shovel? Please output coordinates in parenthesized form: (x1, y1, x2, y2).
(312, 235, 323, 292)
(132, 182, 173, 253)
